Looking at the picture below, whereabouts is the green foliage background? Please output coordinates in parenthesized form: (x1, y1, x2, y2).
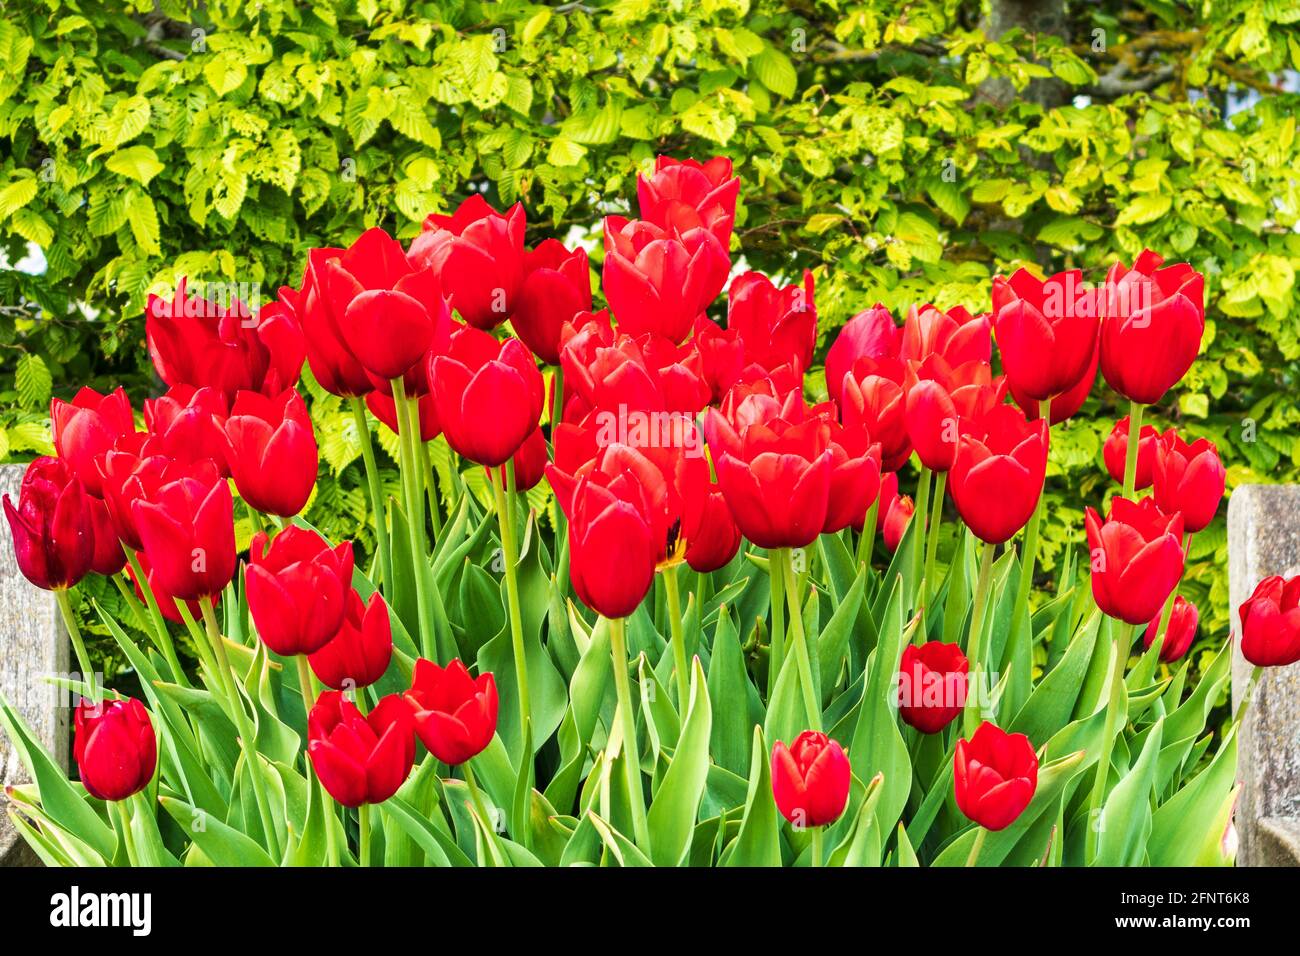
(2, 0, 1298, 666)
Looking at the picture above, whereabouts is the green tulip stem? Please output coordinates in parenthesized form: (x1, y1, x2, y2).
(492, 463, 532, 766)
(663, 563, 690, 709)
(767, 550, 786, 699)
(54, 589, 97, 703)
(1234, 665, 1264, 725)
(295, 654, 316, 719)
(350, 397, 393, 592)
(115, 801, 138, 866)
(357, 804, 371, 867)
(965, 826, 987, 867)
(606, 615, 651, 851)
(961, 540, 997, 737)
(200, 597, 280, 860)
(123, 549, 189, 687)
(418, 440, 443, 538)
(1122, 400, 1144, 501)
(857, 497, 879, 568)
(463, 760, 509, 865)
(809, 825, 824, 867)
(1086, 626, 1131, 865)
(781, 548, 822, 731)
(911, 466, 933, 611)
(923, 470, 946, 607)
(391, 379, 435, 661)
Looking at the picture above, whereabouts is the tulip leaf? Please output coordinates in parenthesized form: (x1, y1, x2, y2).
(1147, 725, 1238, 866)
(587, 812, 653, 867)
(1095, 717, 1164, 866)
(894, 821, 920, 867)
(647, 658, 712, 866)
(381, 795, 467, 867)
(707, 605, 752, 777)
(1010, 608, 1100, 743)
(816, 564, 867, 704)
(720, 726, 782, 866)
(827, 772, 885, 866)
(159, 795, 276, 866)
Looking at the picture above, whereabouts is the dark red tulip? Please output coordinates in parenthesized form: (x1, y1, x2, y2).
(879, 473, 915, 552)
(1011, 329, 1098, 425)
(991, 269, 1100, 401)
(904, 356, 1006, 472)
(637, 154, 740, 250)
(512, 239, 592, 364)
(51, 387, 134, 497)
(727, 270, 818, 374)
(1153, 432, 1225, 533)
(410, 196, 527, 330)
(897, 641, 969, 734)
(142, 385, 230, 475)
(839, 356, 912, 472)
(1085, 496, 1185, 626)
(771, 731, 851, 827)
(1102, 416, 1159, 489)
(74, 697, 157, 802)
(87, 496, 126, 576)
(691, 315, 746, 404)
(223, 389, 317, 517)
(1101, 250, 1205, 404)
(297, 251, 375, 398)
(488, 425, 548, 492)
(825, 304, 901, 407)
(404, 658, 498, 765)
(308, 590, 394, 691)
(949, 404, 1048, 544)
(429, 325, 544, 467)
(132, 468, 237, 601)
(146, 277, 305, 405)
(97, 448, 220, 552)
(902, 303, 991, 367)
(1143, 595, 1198, 663)
(365, 386, 441, 442)
(2, 456, 94, 590)
(685, 487, 741, 573)
(1238, 575, 1300, 667)
(308, 691, 415, 807)
(125, 550, 203, 624)
(601, 215, 729, 344)
(954, 722, 1038, 831)
(245, 527, 353, 656)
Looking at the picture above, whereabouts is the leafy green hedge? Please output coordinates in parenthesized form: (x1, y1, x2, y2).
(3, 0, 1298, 659)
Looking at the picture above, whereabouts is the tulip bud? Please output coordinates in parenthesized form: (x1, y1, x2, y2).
(309, 591, 394, 691)
(898, 641, 969, 734)
(245, 527, 353, 656)
(880, 475, 915, 553)
(771, 731, 851, 828)
(223, 388, 318, 517)
(1102, 416, 1159, 489)
(308, 691, 415, 807)
(1152, 431, 1225, 533)
(1085, 496, 1185, 626)
(404, 658, 498, 765)
(685, 487, 741, 573)
(954, 722, 1038, 831)
(1143, 595, 1198, 663)
(98, 448, 220, 552)
(487, 425, 548, 492)
(51, 386, 134, 497)
(1010, 332, 1098, 426)
(2, 456, 95, 591)
(1238, 575, 1300, 667)
(74, 697, 157, 802)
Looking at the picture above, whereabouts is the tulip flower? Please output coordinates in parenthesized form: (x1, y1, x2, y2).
(87, 496, 126, 577)
(560, 322, 708, 418)
(295, 251, 376, 398)
(142, 385, 230, 475)
(822, 420, 883, 535)
(51, 386, 134, 497)
(308, 591, 394, 691)
(1011, 331, 1098, 425)
(223, 389, 318, 517)
(488, 425, 548, 492)
(1152, 432, 1225, 534)
(991, 269, 1100, 401)
(2, 456, 94, 590)
(601, 215, 730, 344)
(685, 487, 741, 573)
(1100, 250, 1205, 404)
(954, 722, 1038, 831)
(125, 550, 203, 625)
(245, 527, 353, 656)
(429, 325, 544, 467)
(690, 316, 747, 404)
(904, 356, 1007, 473)
(97, 447, 220, 552)
(404, 658, 498, 765)
(146, 277, 305, 404)
(727, 270, 818, 374)
(512, 239, 592, 364)
(771, 731, 851, 827)
(839, 356, 912, 472)
(1143, 595, 1198, 663)
(409, 195, 527, 330)
(1085, 496, 1185, 626)
(131, 468, 238, 602)
(365, 387, 440, 442)
(949, 404, 1049, 544)
(1238, 575, 1300, 667)
(73, 698, 157, 802)
(902, 303, 991, 367)
(825, 304, 902, 407)
(636, 154, 740, 250)
(898, 641, 969, 734)
(879, 473, 915, 552)
(1103, 416, 1159, 489)
(307, 692, 416, 807)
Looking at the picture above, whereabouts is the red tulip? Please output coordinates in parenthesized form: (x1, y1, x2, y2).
(512, 239, 592, 364)
(1143, 595, 1198, 663)
(879, 473, 915, 552)
(87, 496, 126, 576)
(1102, 416, 1159, 489)
(1153, 432, 1225, 533)
(365, 386, 441, 442)
(561, 321, 708, 418)
(297, 251, 375, 398)
(1085, 496, 1185, 626)
(771, 731, 851, 827)
(125, 550, 203, 625)
(97, 447, 220, 552)
(685, 487, 741, 573)
(691, 315, 747, 404)
(222, 389, 317, 517)
(132, 468, 237, 602)
(1100, 250, 1205, 404)
(404, 658, 498, 765)
(822, 419, 883, 535)
(73, 698, 156, 802)
(146, 277, 305, 405)
(2, 456, 94, 590)
(949, 404, 1049, 544)
(51, 386, 134, 497)
(409, 195, 527, 330)
(601, 215, 730, 344)
(954, 722, 1038, 831)
(727, 270, 818, 374)
(1011, 329, 1098, 425)
(839, 356, 912, 472)
(1238, 575, 1300, 667)
(825, 304, 902, 407)
(636, 154, 740, 250)
(245, 527, 353, 656)
(429, 325, 544, 466)
(904, 356, 1007, 472)
(308, 591, 394, 691)
(308, 691, 415, 807)
(991, 269, 1100, 401)
(902, 303, 991, 367)
(897, 641, 969, 734)
(488, 425, 548, 492)
(142, 385, 230, 475)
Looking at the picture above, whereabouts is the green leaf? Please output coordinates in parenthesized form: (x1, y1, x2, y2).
(105, 145, 165, 186)
(15, 353, 52, 408)
(721, 726, 782, 866)
(1095, 717, 1164, 866)
(752, 44, 797, 97)
(160, 796, 276, 867)
(647, 658, 712, 866)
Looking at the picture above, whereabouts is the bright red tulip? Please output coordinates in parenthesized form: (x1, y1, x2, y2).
(1010, 329, 1098, 425)
(1085, 496, 1185, 626)
(1152, 432, 1225, 533)
(636, 154, 740, 250)
(771, 731, 851, 827)
(1238, 575, 1300, 667)
(132, 468, 237, 602)
(901, 303, 991, 367)
(74, 698, 157, 802)
(308, 691, 415, 807)
(684, 487, 741, 573)
(429, 325, 544, 467)
(308, 591, 394, 691)
(991, 269, 1100, 401)
(825, 304, 901, 407)
(560, 321, 708, 418)
(245, 527, 353, 656)
(1143, 595, 1198, 663)
(125, 550, 203, 625)
(949, 404, 1048, 544)
(839, 356, 912, 472)
(97, 447, 220, 552)
(222, 389, 317, 517)
(822, 419, 882, 535)
(691, 315, 746, 404)
(1102, 416, 1159, 489)
(897, 641, 969, 734)
(87, 496, 125, 576)
(879, 472, 915, 552)
(512, 239, 592, 364)
(404, 658, 498, 765)
(1100, 250, 1205, 404)
(296, 250, 375, 398)
(488, 425, 548, 492)
(51, 387, 134, 497)
(142, 385, 230, 475)
(2, 456, 94, 591)
(727, 270, 818, 374)
(904, 356, 1006, 472)
(954, 722, 1038, 831)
